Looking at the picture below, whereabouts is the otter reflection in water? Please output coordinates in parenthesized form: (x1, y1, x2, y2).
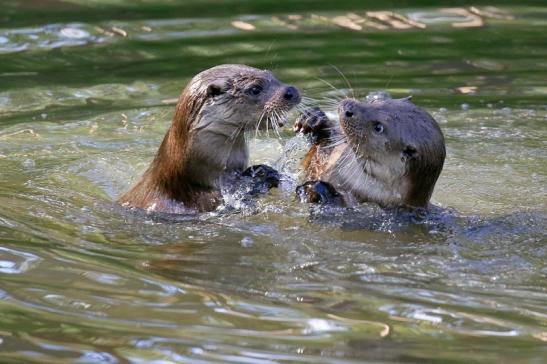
(119, 64, 300, 213)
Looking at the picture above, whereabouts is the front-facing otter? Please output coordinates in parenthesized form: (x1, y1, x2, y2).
(295, 97, 445, 208)
(119, 64, 300, 213)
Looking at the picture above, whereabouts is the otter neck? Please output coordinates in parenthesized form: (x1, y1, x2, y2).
(146, 93, 215, 206)
(147, 125, 197, 202)
(151, 122, 249, 203)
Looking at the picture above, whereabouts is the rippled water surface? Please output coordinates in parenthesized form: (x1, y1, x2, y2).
(1, 1, 546, 363)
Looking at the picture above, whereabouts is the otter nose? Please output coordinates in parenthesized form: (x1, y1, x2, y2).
(283, 86, 299, 102)
(339, 99, 358, 118)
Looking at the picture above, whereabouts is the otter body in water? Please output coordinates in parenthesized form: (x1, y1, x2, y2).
(119, 64, 300, 213)
(294, 97, 445, 209)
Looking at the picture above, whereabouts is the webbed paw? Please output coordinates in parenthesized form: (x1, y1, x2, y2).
(296, 180, 344, 205)
(242, 164, 280, 194)
(293, 107, 332, 144)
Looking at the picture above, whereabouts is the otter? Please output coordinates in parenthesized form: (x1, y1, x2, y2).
(294, 97, 445, 209)
(119, 64, 300, 213)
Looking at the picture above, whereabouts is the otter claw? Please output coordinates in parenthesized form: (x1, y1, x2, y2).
(242, 164, 280, 194)
(296, 180, 344, 205)
(294, 107, 331, 143)
(294, 107, 329, 133)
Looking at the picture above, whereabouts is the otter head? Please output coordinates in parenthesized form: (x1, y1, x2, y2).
(160, 64, 300, 189)
(338, 97, 445, 208)
(188, 64, 300, 134)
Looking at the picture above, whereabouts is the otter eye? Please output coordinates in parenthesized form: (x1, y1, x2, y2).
(207, 84, 223, 97)
(373, 122, 384, 134)
(345, 111, 353, 118)
(248, 85, 263, 96)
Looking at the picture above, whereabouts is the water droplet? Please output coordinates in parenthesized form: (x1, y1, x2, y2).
(240, 236, 254, 247)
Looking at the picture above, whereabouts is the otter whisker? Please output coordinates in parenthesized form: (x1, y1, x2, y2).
(271, 109, 278, 121)
(269, 109, 282, 138)
(226, 119, 247, 144)
(295, 105, 315, 115)
(337, 150, 352, 174)
(324, 124, 343, 131)
(270, 110, 280, 128)
(301, 95, 319, 102)
(323, 129, 345, 142)
(343, 143, 364, 186)
(300, 96, 321, 106)
(314, 77, 340, 93)
(271, 116, 282, 140)
(341, 163, 360, 191)
(223, 128, 245, 168)
(255, 110, 266, 140)
(337, 146, 358, 177)
(329, 64, 355, 100)
(320, 101, 343, 110)
(277, 109, 286, 125)
(320, 98, 342, 104)
(343, 151, 368, 192)
(323, 138, 347, 149)
(273, 110, 286, 139)
(327, 92, 348, 99)
(265, 110, 271, 139)
(221, 112, 256, 170)
(323, 99, 343, 104)
(299, 102, 320, 109)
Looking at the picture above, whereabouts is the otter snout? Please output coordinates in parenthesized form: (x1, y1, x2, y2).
(338, 99, 364, 139)
(265, 85, 301, 127)
(338, 99, 360, 120)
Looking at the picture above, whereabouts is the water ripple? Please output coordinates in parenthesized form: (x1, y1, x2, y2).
(0, 247, 41, 274)
(0, 24, 104, 54)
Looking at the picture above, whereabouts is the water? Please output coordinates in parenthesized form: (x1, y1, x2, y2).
(1, 1, 546, 363)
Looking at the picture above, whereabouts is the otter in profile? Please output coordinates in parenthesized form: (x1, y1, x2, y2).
(119, 64, 300, 213)
(294, 97, 445, 209)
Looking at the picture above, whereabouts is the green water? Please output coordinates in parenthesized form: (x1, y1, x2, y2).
(1, 1, 546, 363)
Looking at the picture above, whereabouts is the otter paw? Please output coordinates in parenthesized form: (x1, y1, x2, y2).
(294, 107, 331, 143)
(242, 164, 280, 194)
(296, 180, 344, 205)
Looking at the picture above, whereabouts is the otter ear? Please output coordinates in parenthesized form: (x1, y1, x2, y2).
(402, 144, 417, 161)
(206, 82, 225, 97)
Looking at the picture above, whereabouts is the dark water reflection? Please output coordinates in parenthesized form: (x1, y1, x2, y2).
(1, 1, 546, 363)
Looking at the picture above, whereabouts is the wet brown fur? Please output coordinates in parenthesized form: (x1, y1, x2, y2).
(118, 82, 219, 211)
